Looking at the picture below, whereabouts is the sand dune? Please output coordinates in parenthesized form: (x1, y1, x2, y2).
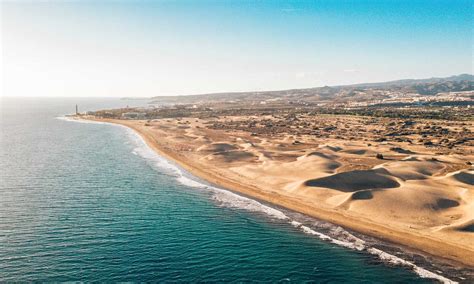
(340, 148, 373, 155)
(209, 150, 257, 163)
(304, 168, 400, 191)
(452, 220, 474, 232)
(318, 144, 342, 152)
(197, 142, 238, 152)
(90, 116, 474, 268)
(390, 147, 416, 154)
(376, 159, 445, 180)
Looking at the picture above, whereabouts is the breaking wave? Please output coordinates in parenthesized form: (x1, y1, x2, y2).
(62, 116, 457, 284)
(56, 116, 110, 125)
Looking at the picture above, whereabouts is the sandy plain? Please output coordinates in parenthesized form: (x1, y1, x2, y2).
(87, 115, 473, 268)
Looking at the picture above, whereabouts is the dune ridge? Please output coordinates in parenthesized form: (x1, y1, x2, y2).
(86, 116, 474, 269)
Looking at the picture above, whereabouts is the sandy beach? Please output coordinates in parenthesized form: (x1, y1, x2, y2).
(85, 116, 474, 268)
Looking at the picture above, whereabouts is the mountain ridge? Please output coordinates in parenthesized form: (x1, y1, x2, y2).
(150, 74, 474, 104)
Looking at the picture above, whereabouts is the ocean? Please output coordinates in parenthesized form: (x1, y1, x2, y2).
(0, 97, 459, 282)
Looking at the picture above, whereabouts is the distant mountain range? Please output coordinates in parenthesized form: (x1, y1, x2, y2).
(151, 74, 474, 104)
(343, 74, 474, 96)
(345, 74, 474, 88)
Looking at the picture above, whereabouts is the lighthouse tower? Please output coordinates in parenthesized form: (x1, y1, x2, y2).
(75, 104, 78, 115)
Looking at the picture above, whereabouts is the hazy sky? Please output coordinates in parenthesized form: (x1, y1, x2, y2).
(1, 0, 472, 97)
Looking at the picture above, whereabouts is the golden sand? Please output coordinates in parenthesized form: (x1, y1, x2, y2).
(87, 116, 474, 267)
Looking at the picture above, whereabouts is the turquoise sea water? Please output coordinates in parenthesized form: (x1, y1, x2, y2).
(0, 98, 464, 282)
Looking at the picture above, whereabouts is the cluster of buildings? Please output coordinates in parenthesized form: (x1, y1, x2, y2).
(341, 90, 473, 108)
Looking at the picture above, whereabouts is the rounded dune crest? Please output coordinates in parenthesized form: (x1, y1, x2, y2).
(376, 160, 445, 181)
(304, 168, 400, 192)
(317, 144, 342, 152)
(210, 150, 257, 163)
(305, 151, 338, 160)
(197, 142, 239, 152)
(296, 152, 341, 173)
(193, 136, 210, 142)
(444, 220, 474, 233)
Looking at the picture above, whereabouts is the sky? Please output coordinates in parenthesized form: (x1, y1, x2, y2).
(1, 0, 473, 97)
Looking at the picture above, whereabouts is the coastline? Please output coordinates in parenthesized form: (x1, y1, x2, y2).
(82, 116, 474, 271)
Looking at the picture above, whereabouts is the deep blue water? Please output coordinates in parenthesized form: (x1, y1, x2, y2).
(0, 97, 448, 282)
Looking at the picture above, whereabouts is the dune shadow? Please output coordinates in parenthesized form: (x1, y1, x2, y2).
(351, 190, 373, 200)
(198, 143, 238, 152)
(319, 145, 342, 152)
(390, 147, 416, 154)
(343, 149, 367, 155)
(212, 151, 256, 163)
(307, 151, 335, 159)
(453, 172, 474, 186)
(435, 198, 460, 209)
(304, 169, 400, 192)
(459, 224, 474, 233)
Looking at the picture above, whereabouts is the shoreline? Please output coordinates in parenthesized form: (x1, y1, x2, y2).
(80, 116, 474, 272)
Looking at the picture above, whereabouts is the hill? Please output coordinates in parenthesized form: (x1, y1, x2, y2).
(150, 74, 474, 105)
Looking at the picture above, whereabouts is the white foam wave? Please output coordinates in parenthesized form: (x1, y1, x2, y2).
(56, 116, 111, 125)
(212, 189, 288, 220)
(290, 221, 365, 250)
(71, 116, 456, 284)
(367, 248, 456, 284)
(177, 175, 209, 189)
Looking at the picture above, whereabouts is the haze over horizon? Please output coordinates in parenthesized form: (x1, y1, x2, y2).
(2, 0, 472, 98)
